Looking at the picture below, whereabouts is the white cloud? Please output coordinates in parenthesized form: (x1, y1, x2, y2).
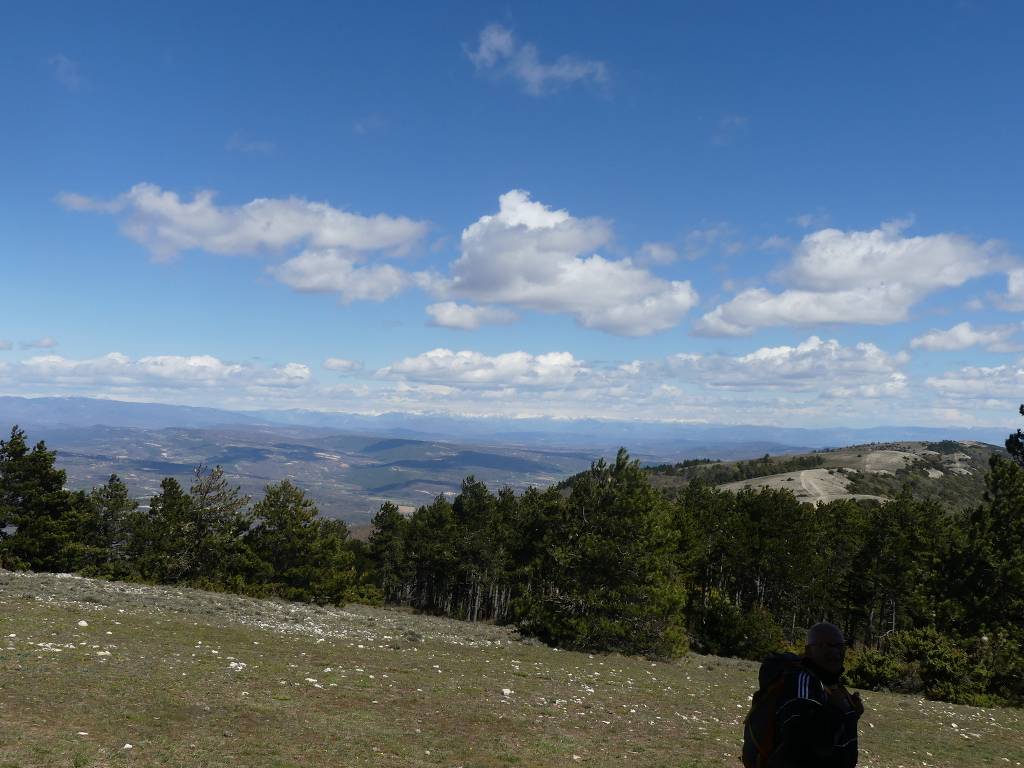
(667, 336, 907, 395)
(323, 358, 362, 373)
(910, 321, 1020, 352)
(926, 365, 1022, 398)
(23, 336, 58, 349)
(270, 249, 413, 303)
(425, 302, 517, 330)
(9, 353, 309, 390)
(999, 268, 1024, 311)
(380, 348, 586, 387)
(636, 242, 678, 265)
(697, 221, 1000, 335)
(58, 183, 428, 261)
(434, 190, 698, 336)
(467, 24, 607, 95)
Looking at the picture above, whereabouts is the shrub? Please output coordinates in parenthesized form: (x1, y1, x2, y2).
(735, 607, 787, 660)
(844, 647, 903, 691)
(690, 589, 744, 657)
(846, 628, 990, 704)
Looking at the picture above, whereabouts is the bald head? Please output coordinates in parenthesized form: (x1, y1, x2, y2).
(805, 622, 846, 677)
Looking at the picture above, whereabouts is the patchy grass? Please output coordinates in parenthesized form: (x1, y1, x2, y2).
(0, 571, 1021, 768)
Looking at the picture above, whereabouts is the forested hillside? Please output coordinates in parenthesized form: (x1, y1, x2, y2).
(1, 423, 1021, 707)
(647, 441, 1001, 507)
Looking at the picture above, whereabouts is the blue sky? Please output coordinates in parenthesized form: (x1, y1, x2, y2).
(2, 1, 1022, 427)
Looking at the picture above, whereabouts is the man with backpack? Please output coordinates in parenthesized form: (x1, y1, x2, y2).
(743, 621, 864, 767)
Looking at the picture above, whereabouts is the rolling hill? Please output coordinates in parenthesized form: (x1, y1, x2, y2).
(648, 441, 1006, 508)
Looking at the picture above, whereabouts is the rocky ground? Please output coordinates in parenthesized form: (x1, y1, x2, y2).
(1, 570, 1021, 767)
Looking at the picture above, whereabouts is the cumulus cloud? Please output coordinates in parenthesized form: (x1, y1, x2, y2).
(999, 268, 1024, 311)
(636, 242, 678, 265)
(23, 336, 58, 349)
(666, 336, 907, 395)
(323, 357, 362, 373)
(9, 353, 309, 389)
(58, 183, 428, 261)
(380, 348, 586, 386)
(270, 249, 414, 303)
(910, 321, 1020, 352)
(425, 302, 517, 330)
(434, 190, 698, 336)
(926, 365, 1022, 398)
(696, 221, 1000, 335)
(467, 24, 607, 95)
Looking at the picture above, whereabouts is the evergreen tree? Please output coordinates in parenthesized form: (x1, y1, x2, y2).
(185, 465, 252, 587)
(950, 457, 1024, 640)
(516, 449, 688, 658)
(452, 476, 498, 622)
(368, 501, 411, 603)
(83, 474, 139, 576)
(0, 425, 87, 572)
(405, 495, 458, 614)
(128, 476, 192, 582)
(246, 480, 355, 604)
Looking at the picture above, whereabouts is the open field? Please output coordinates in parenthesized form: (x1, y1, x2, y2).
(1, 571, 1021, 768)
(718, 468, 887, 504)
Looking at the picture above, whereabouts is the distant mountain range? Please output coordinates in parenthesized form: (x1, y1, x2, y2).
(0, 396, 1009, 451)
(0, 396, 1009, 523)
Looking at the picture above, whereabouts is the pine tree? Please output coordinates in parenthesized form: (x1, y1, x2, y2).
(368, 501, 411, 603)
(0, 425, 86, 572)
(246, 480, 355, 604)
(128, 476, 192, 582)
(185, 465, 252, 587)
(517, 449, 688, 658)
(84, 474, 139, 576)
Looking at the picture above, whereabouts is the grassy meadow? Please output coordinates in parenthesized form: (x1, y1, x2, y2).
(1, 571, 1021, 768)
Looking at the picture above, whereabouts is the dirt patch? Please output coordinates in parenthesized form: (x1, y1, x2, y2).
(862, 450, 919, 473)
(718, 468, 886, 505)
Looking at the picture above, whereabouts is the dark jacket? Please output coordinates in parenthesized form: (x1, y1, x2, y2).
(767, 660, 860, 768)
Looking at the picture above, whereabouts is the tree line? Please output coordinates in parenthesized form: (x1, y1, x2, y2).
(0, 424, 1021, 706)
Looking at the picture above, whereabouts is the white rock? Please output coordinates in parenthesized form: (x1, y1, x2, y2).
(502, 688, 513, 697)
(77, 620, 88, 627)
(123, 743, 133, 749)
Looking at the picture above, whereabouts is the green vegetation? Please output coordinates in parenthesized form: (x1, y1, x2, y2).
(1, 422, 1022, 708)
(649, 453, 825, 488)
(843, 443, 993, 509)
(1, 571, 1021, 768)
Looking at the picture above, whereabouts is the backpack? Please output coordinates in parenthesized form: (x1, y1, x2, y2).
(742, 652, 805, 768)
